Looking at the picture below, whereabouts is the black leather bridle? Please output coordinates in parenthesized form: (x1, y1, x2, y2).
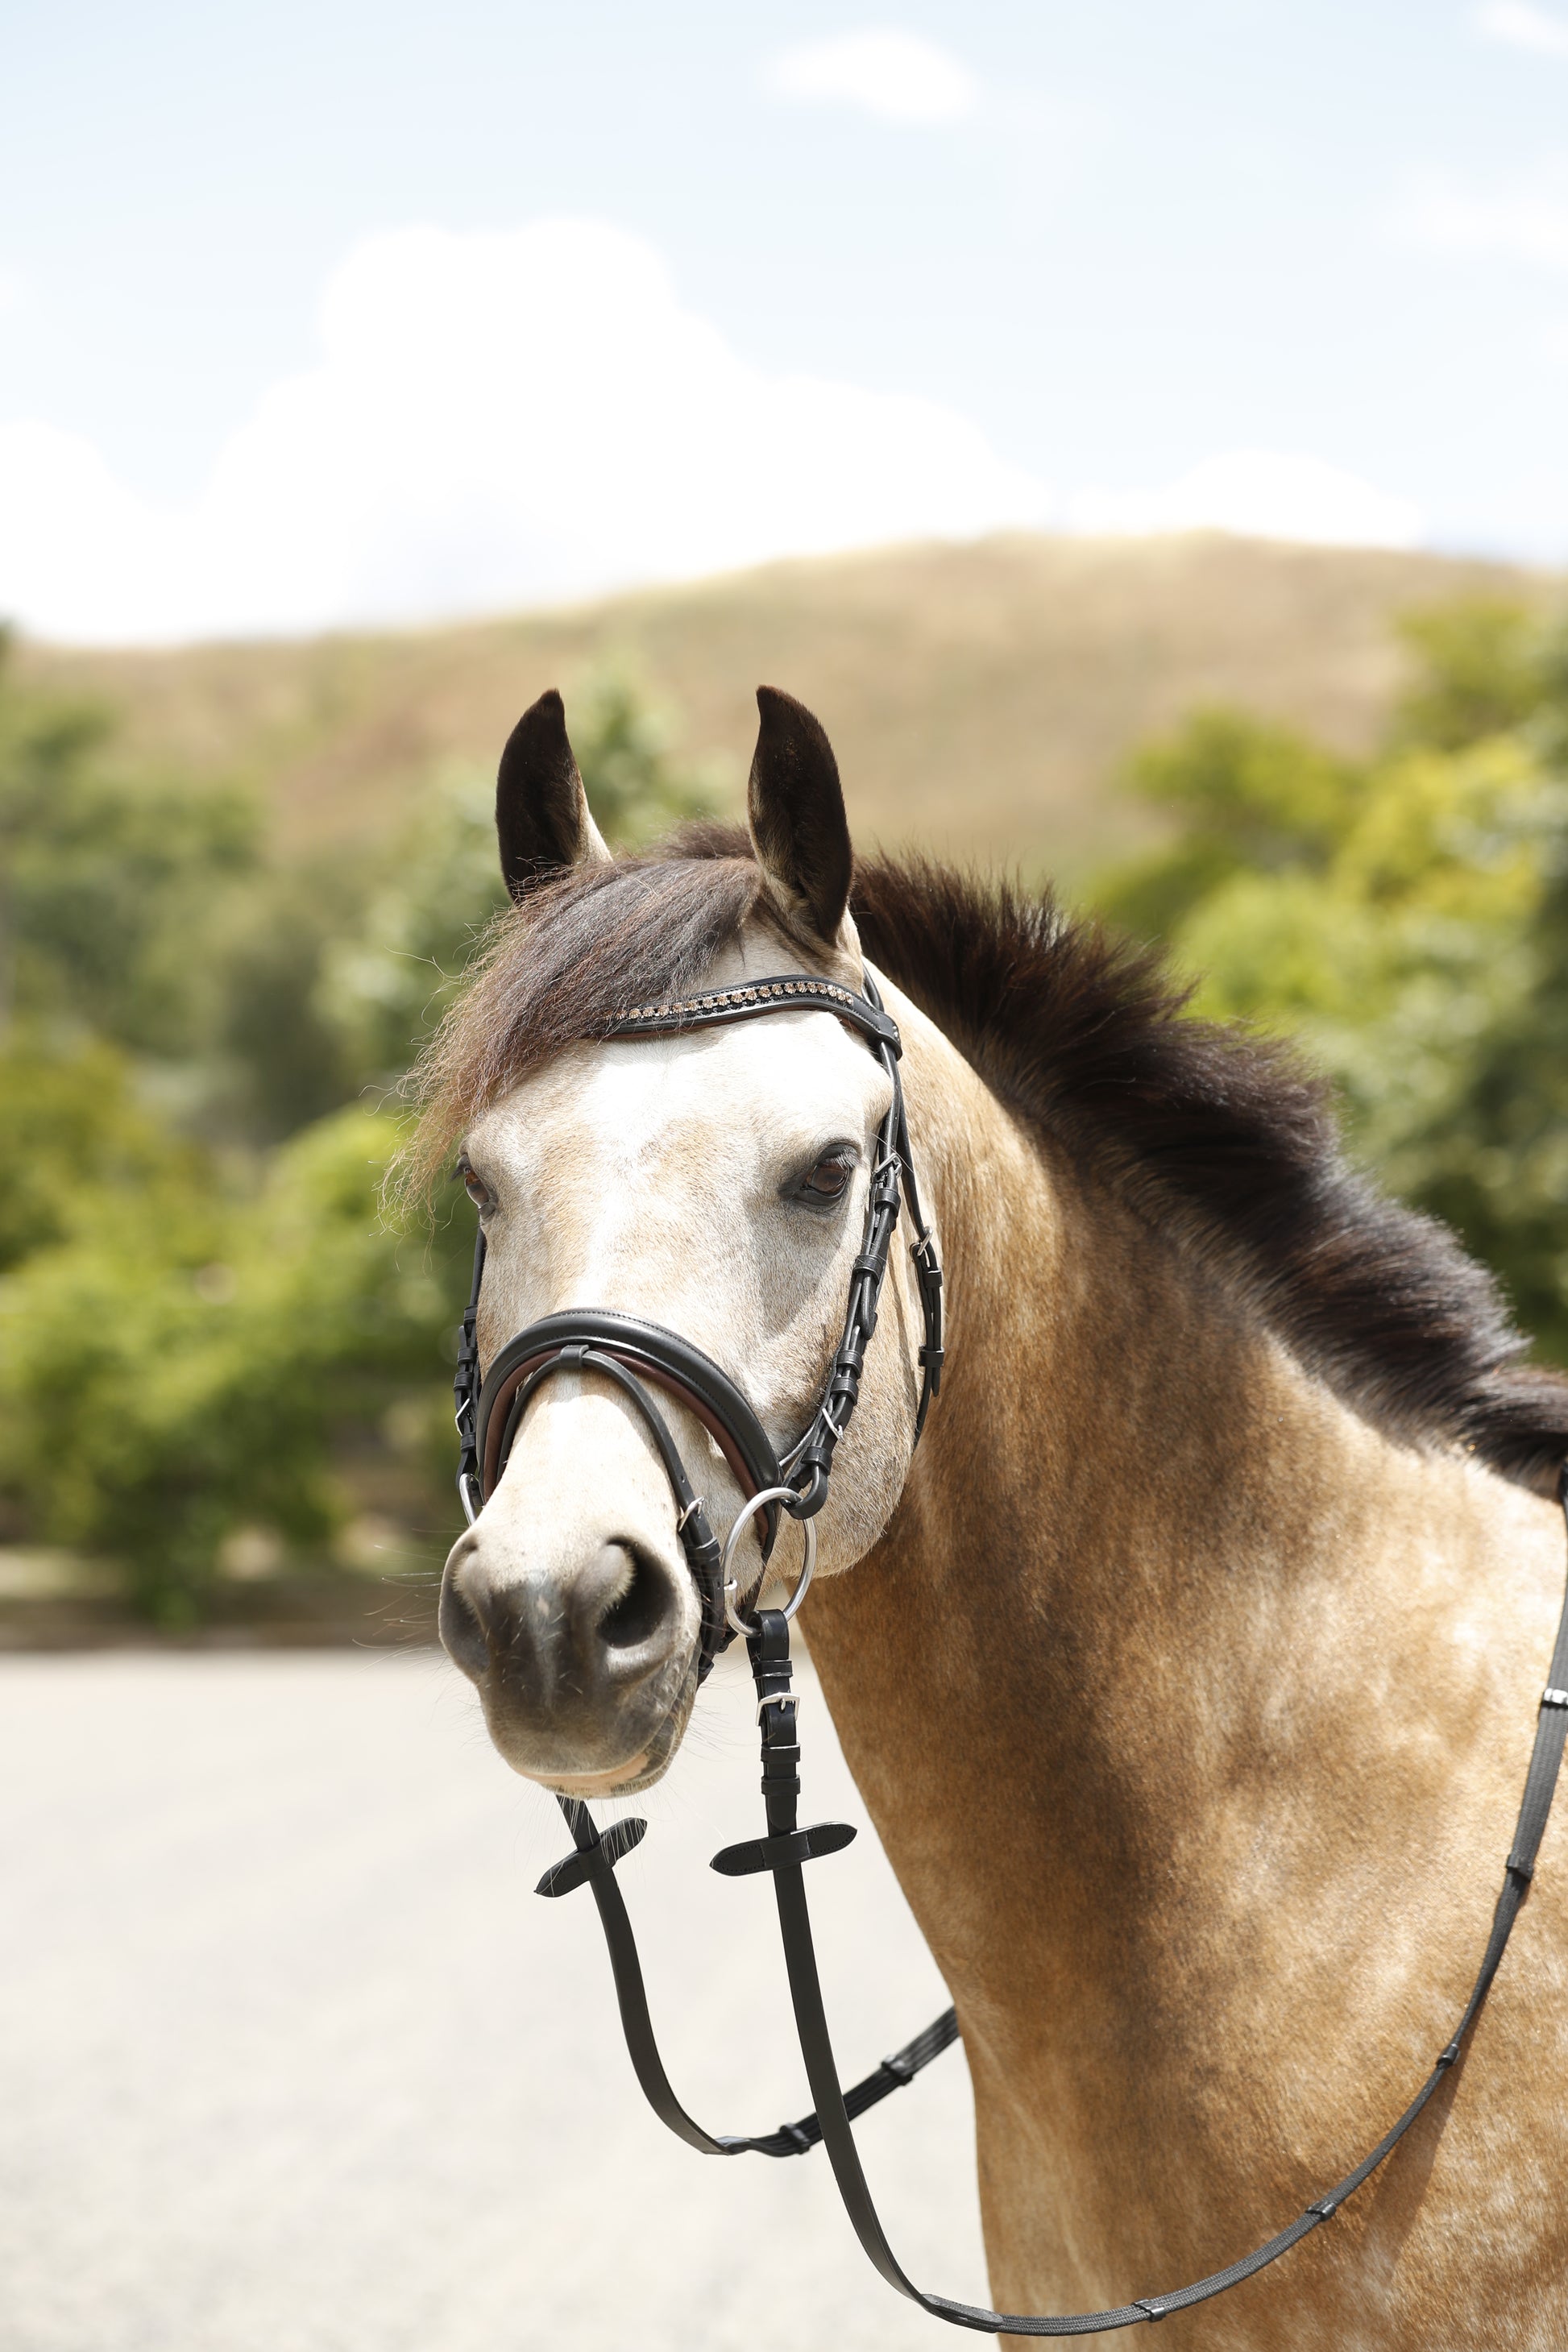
(451, 967, 1568, 2337)
(453, 971, 944, 1682)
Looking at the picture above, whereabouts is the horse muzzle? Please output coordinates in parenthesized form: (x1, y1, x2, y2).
(441, 1490, 701, 1788)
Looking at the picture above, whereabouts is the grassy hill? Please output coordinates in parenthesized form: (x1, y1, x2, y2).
(20, 532, 1557, 882)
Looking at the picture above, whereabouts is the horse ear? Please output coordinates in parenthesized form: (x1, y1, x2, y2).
(747, 687, 854, 950)
(496, 689, 612, 900)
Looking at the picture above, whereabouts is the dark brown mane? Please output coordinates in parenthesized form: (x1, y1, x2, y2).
(408, 825, 1568, 1494)
(847, 849, 1568, 1495)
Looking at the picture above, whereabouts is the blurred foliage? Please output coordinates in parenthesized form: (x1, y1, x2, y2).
(0, 1035, 205, 1275)
(214, 862, 368, 1141)
(27, 583, 1564, 1616)
(0, 1105, 463, 1621)
(0, 629, 259, 1053)
(0, 642, 713, 1618)
(1391, 597, 1564, 754)
(1094, 595, 1568, 1361)
(1093, 709, 1360, 943)
(317, 762, 511, 1104)
(570, 660, 720, 848)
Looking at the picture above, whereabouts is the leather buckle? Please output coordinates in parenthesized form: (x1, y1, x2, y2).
(756, 1689, 801, 1725)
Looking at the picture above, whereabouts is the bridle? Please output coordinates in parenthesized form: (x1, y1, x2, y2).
(450, 967, 1568, 2337)
(453, 970, 944, 1678)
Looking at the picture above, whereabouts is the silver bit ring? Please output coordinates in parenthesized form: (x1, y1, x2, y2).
(720, 1486, 817, 1636)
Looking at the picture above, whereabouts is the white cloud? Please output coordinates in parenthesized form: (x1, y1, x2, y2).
(0, 220, 1051, 644)
(1392, 167, 1568, 270)
(766, 27, 978, 123)
(1476, 2, 1568, 57)
(1070, 450, 1422, 550)
(0, 264, 27, 319)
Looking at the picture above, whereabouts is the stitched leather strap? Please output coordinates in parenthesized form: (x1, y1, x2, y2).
(474, 1313, 787, 1680)
(602, 973, 902, 1059)
(601, 970, 942, 1466)
(486, 1343, 736, 1678)
(478, 1310, 783, 1541)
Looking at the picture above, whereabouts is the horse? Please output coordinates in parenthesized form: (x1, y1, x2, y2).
(412, 683, 1568, 2346)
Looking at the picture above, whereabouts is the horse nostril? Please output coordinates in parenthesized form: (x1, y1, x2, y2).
(440, 1537, 689, 1707)
(438, 1562, 492, 1683)
(579, 1541, 685, 1681)
(596, 1543, 675, 1653)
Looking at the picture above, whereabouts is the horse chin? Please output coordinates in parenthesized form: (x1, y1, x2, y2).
(483, 1666, 699, 1798)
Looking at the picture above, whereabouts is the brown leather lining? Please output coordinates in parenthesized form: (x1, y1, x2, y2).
(482, 1346, 765, 1508)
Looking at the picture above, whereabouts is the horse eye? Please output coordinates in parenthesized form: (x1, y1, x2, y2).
(458, 1159, 493, 1212)
(801, 1155, 852, 1201)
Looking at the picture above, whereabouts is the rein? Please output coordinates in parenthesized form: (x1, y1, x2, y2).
(453, 969, 1568, 2336)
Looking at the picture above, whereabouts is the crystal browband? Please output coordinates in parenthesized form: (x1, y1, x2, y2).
(602, 975, 902, 1056)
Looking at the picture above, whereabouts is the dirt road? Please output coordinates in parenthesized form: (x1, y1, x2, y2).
(0, 1649, 983, 2352)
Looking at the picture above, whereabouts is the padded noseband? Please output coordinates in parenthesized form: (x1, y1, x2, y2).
(479, 1310, 783, 1520)
(476, 1310, 785, 1679)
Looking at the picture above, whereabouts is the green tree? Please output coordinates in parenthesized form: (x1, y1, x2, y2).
(213, 861, 365, 1141)
(1092, 596, 1568, 1359)
(0, 1105, 470, 1621)
(570, 660, 719, 848)
(0, 653, 716, 1616)
(0, 1035, 206, 1273)
(1392, 597, 1549, 753)
(1094, 709, 1359, 942)
(0, 632, 259, 1055)
(319, 763, 510, 1098)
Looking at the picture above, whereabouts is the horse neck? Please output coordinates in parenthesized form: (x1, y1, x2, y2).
(803, 997, 1543, 2089)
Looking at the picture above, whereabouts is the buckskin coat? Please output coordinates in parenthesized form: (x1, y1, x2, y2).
(416, 687, 1568, 2348)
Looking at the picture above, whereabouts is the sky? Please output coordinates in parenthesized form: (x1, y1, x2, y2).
(2, 0, 1566, 642)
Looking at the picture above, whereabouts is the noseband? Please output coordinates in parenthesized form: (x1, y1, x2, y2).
(452, 971, 944, 1680)
(450, 965, 1568, 2338)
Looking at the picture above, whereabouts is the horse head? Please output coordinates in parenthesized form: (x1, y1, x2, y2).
(434, 687, 931, 1794)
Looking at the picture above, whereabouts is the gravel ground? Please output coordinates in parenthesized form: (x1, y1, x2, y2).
(0, 1649, 985, 2352)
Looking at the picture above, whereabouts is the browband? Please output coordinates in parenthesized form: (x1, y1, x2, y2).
(601, 973, 902, 1057)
